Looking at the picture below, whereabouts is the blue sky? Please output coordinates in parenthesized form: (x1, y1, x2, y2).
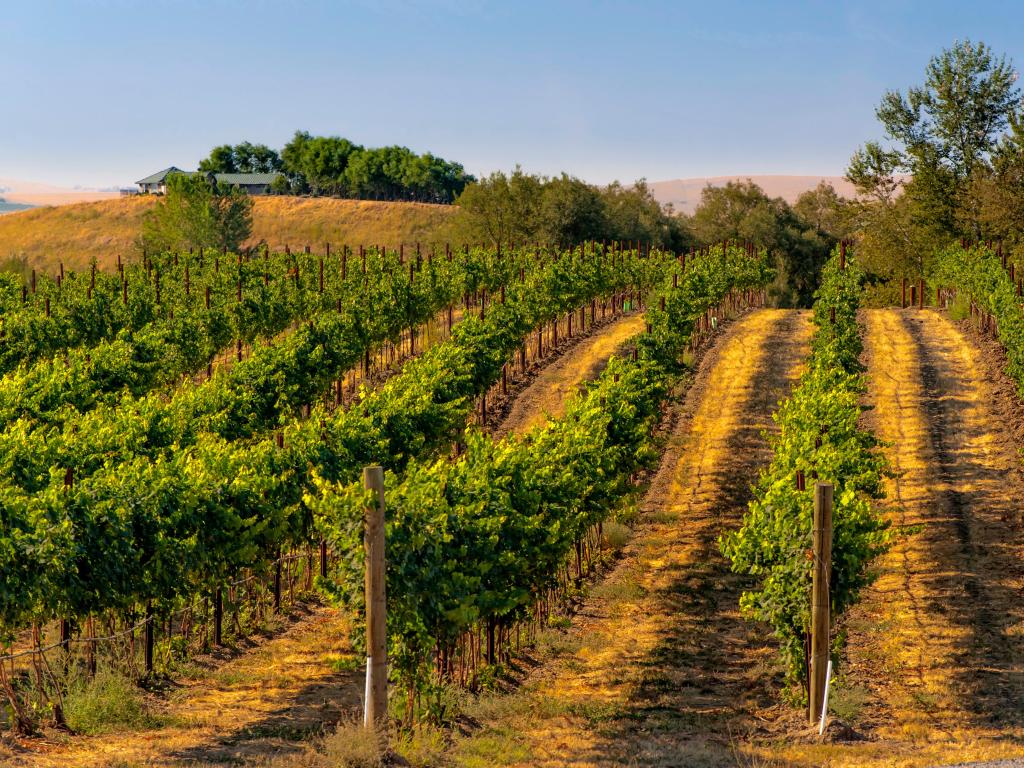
(3, 0, 1022, 188)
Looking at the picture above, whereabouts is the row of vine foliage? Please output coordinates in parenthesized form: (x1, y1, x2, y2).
(0, 244, 657, 650)
(0, 247, 364, 375)
(308, 244, 774, 706)
(933, 242, 1024, 394)
(720, 249, 891, 702)
(0, 245, 516, 433)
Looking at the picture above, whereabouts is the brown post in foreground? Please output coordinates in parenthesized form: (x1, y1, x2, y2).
(144, 602, 154, 675)
(809, 482, 834, 726)
(363, 466, 388, 729)
(214, 587, 223, 646)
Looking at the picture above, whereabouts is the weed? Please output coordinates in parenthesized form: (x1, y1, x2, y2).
(328, 653, 362, 673)
(829, 682, 871, 723)
(64, 671, 167, 735)
(602, 521, 633, 550)
(590, 573, 645, 602)
(546, 615, 571, 630)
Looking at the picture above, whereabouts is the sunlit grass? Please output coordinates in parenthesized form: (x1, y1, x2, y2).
(0, 195, 455, 275)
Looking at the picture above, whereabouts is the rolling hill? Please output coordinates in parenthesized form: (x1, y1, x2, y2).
(0, 196, 457, 274)
(0, 177, 120, 207)
(649, 175, 858, 214)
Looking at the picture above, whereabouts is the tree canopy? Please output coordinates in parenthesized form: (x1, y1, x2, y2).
(449, 169, 690, 253)
(198, 142, 283, 174)
(141, 173, 253, 254)
(199, 131, 473, 203)
(688, 181, 842, 306)
(847, 40, 1023, 286)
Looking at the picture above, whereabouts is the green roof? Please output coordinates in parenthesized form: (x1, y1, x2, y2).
(213, 173, 281, 185)
(136, 167, 188, 185)
(136, 169, 282, 186)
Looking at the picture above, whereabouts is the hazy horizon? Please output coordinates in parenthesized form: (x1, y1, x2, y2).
(5, 1, 1023, 190)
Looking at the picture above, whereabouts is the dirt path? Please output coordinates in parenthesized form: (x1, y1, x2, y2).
(7, 606, 360, 767)
(450, 309, 813, 767)
(766, 308, 1024, 767)
(493, 313, 646, 437)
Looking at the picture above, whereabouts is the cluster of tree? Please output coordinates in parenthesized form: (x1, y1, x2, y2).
(451, 169, 846, 306)
(198, 132, 474, 203)
(846, 40, 1024, 289)
(686, 180, 850, 306)
(141, 173, 253, 254)
(448, 169, 690, 253)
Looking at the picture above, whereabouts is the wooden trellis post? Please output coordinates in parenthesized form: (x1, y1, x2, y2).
(363, 466, 388, 728)
(809, 482, 833, 726)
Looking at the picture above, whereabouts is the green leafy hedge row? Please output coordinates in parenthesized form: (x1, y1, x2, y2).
(933, 242, 1024, 394)
(720, 250, 890, 701)
(309, 244, 773, 692)
(0, 244, 659, 641)
(0, 247, 497, 431)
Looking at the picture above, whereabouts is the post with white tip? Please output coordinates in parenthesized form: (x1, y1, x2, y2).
(809, 482, 833, 726)
(363, 465, 387, 729)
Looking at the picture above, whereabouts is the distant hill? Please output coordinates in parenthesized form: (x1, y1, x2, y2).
(0, 199, 34, 214)
(649, 175, 859, 214)
(0, 196, 456, 274)
(0, 177, 120, 207)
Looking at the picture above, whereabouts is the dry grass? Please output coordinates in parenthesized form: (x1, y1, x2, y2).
(0, 196, 456, 274)
(260, 719, 385, 768)
(493, 313, 647, 438)
(7, 606, 361, 767)
(447, 310, 815, 767)
(752, 309, 1024, 767)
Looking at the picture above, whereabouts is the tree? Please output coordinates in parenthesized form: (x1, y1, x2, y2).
(449, 169, 542, 248)
(601, 180, 691, 251)
(689, 180, 835, 306)
(537, 175, 606, 248)
(199, 142, 282, 174)
(141, 173, 253, 254)
(280, 132, 361, 195)
(199, 145, 238, 174)
(449, 171, 688, 251)
(849, 40, 1021, 237)
(794, 182, 854, 240)
(972, 113, 1024, 248)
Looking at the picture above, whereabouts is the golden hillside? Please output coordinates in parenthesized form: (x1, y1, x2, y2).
(0, 196, 457, 274)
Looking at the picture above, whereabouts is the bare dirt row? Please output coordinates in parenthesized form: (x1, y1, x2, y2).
(12, 306, 1024, 767)
(773, 309, 1024, 767)
(449, 309, 814, 766)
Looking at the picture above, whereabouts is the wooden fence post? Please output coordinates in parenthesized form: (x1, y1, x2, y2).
(274, 551, 283, 612)
(214, 587, 223, 646)
(144, 602, 154, 675)
(363, 466, 388, 728)
(809, 482, 833, 726)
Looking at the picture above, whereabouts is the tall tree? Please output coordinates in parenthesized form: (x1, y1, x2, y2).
(972, 113, 1024, 246)
(848, 40, 1020, 237)
(199, 142, 282, 174)
(537, 175, 606, 248)
(141, 173, 253, 254)
(793, 182, 854, 239)
(689, 180, 834, 306)
(449, 169, 542, 248)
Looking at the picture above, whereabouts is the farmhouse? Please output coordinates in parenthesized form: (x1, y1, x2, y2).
(136, 167, 282, 195)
